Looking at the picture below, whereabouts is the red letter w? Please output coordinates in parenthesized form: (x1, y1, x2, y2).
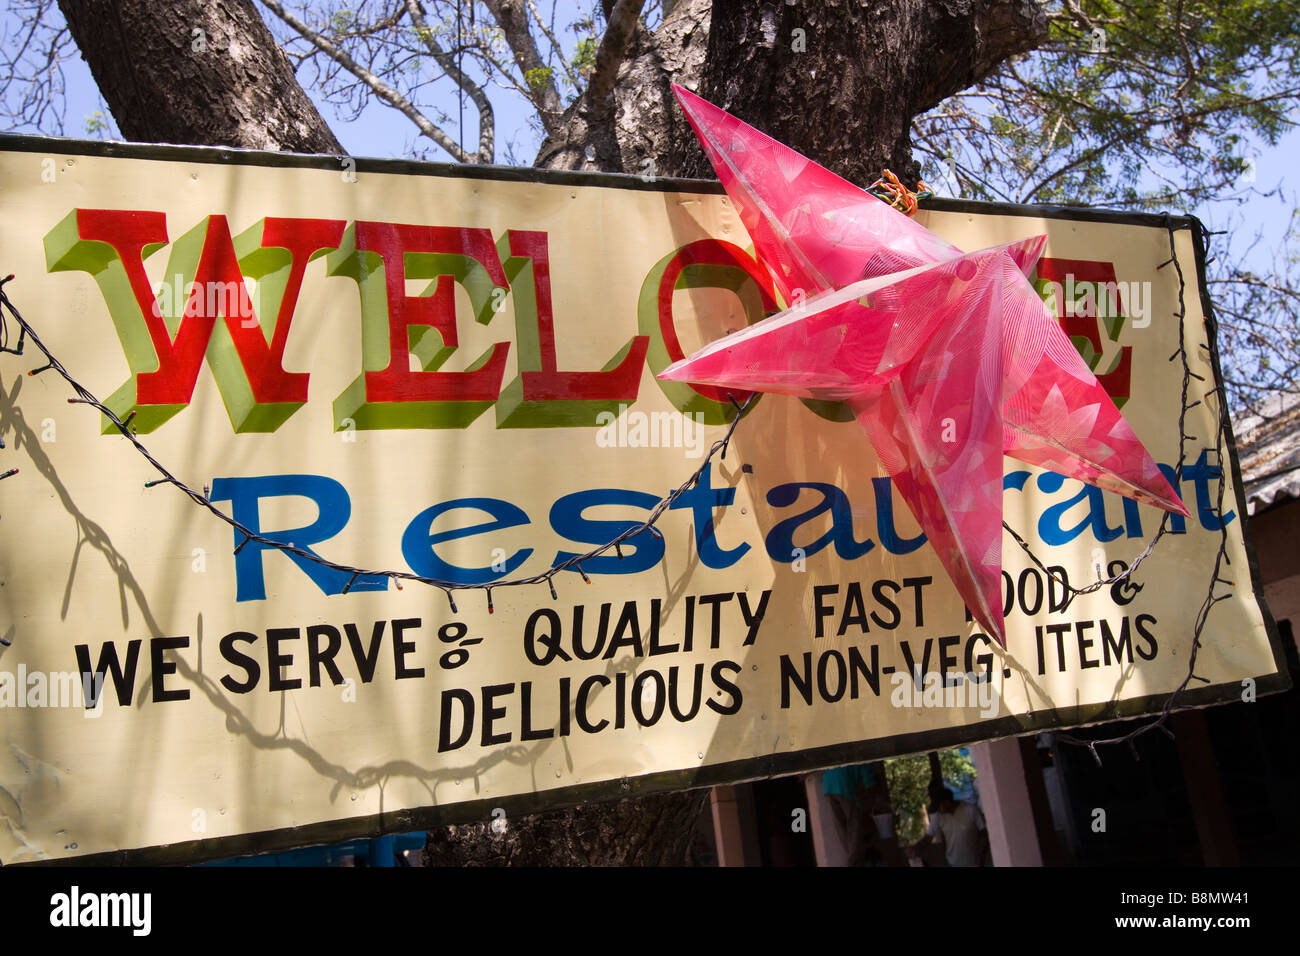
(44, 209, 344, 432)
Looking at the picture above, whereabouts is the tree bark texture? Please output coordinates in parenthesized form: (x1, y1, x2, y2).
(539, 0, 1048, 186)
(58, 0, 342, 153)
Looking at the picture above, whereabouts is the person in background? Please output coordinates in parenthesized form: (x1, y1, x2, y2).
(918, 787, 988, 866)
(822, 763, 877, 866)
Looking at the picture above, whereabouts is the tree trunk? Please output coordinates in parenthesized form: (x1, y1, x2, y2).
(425, 789, 712, 866)
(539, 0, 1048, 186)
(57, 0, 342, 153)
(536, 0, 712, 174)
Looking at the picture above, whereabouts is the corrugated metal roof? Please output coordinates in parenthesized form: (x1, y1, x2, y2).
(1235, 390, 1300, 515)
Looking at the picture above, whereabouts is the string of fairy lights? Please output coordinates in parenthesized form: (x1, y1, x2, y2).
(1045, 215, 1238, 763)
(0, 214, 1241, 763)
(0, 272, 755, 618)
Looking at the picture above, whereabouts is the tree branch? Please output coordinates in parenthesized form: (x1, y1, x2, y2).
(588, 0, 646, 104)
(60, 0, 342, 151)
(404, 0, 494, 162)
(525, 0, 581, 89)
(1059, 0, 1095, 33)
(481, 0, 564, 131)
(258, 0, 472, 162)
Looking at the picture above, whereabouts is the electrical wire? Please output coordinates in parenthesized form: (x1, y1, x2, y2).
(0, 213, 1237, 762)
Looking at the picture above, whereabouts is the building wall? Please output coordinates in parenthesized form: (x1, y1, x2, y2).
(1250, 498, 1300, 629)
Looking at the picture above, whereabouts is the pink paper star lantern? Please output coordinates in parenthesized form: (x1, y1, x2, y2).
(659, 86, 1189, 647)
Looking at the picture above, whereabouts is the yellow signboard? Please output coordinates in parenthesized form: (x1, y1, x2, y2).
(0, 137, 1284, 863)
